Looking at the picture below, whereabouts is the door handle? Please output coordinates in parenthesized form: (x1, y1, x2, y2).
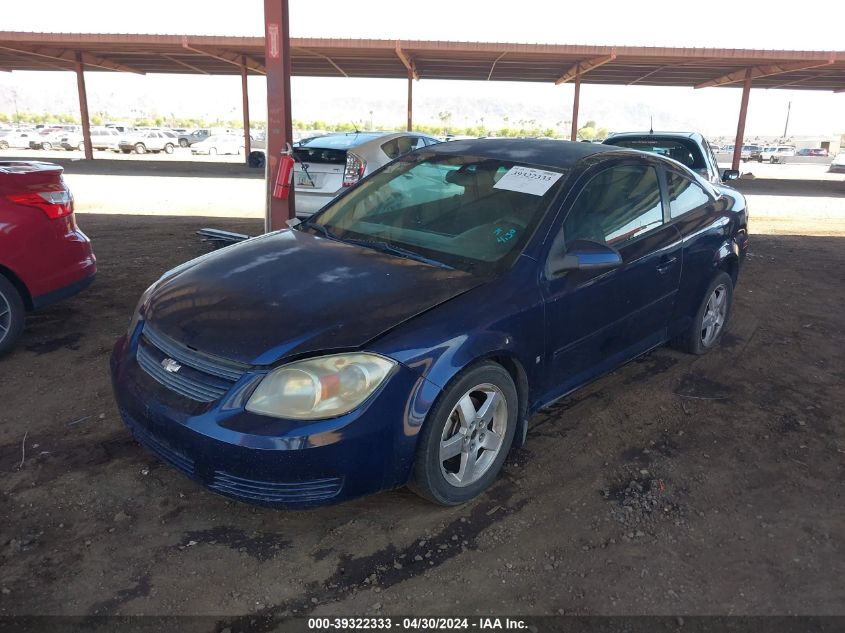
(656, 256, 677, 274)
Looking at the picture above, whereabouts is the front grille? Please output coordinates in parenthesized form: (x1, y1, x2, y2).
(209, 471, 343, 504)
(136, 324, 249, 402)
(122, 409, 195, 476)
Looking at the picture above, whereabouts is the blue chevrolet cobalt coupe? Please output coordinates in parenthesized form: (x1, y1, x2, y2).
(111, 139, 748, 507)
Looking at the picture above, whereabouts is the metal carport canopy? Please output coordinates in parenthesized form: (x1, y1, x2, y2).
(0, 32, 843, 90)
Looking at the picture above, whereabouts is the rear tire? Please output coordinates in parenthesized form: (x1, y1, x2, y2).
(41, 142, 52, 150)
(0, 275, 26, 357)
(409, 362, 518, 505)
(134, 143, 146, 154)
(248, 150, 266, 168)
(208, 147, 217, 156)
(179, 139, 189, 148)
(164, 143, 174, 154)
(672, 272, 733, 355)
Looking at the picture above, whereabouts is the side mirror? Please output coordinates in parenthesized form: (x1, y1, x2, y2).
(547, 240, 623, 277)
(722, 169, 739, 181)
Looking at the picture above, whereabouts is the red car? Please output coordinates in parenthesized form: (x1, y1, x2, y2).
(0, 161, 96, 355)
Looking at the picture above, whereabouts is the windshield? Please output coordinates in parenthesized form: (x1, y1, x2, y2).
(605, 136, 706, 170)
(300, 133, 383, 150)
(305, 153, 567, 273)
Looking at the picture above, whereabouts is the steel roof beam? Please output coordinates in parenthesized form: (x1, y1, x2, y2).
(161, 53, 210, 75)
(395, 42, 419, 80)
(555, 49, 616, 85)
(486, 52, 507, 81)
(293, 47, 348, 78)
(181, 40, 266, 75)
(0, 44, 143, 73)
(695, 58, 835, 88)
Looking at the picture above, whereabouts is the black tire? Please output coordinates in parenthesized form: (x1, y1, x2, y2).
(134, 143, 146, 154)
(121, 149, 131, 154)
(164, 143, 174, 154)
(672, 271, 734, 355)
(409, 361, 518, 505)
(41, 142, 52, 151)
(0, 141, 8, 149)
(248, 150, 266, 169)
(179, 139, 189, 148)
(0, 274, 26, 357)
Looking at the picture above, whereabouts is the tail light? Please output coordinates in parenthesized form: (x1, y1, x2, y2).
(343, 152, 366, 187)
(6, 187, 73, 220)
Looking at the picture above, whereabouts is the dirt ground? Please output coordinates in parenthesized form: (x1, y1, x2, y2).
(1, 193, 844, 621)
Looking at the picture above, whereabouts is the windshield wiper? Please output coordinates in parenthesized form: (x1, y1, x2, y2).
(343, 238, 452, 269)
(302, 221, 340, 241)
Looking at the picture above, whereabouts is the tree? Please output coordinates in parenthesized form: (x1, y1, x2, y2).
(578, 126, 597, 141)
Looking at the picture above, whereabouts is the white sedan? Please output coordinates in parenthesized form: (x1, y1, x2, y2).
(190, 135, 244, 156)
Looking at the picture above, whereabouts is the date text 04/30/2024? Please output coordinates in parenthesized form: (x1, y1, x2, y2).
(307, 617, 529, 630)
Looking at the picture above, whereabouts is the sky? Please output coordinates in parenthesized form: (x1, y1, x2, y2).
(2, 0, 844, 137)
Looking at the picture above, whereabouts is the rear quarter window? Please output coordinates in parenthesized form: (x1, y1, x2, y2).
(667, 172, 711, 219)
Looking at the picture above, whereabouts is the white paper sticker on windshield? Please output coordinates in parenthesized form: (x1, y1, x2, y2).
(493, 166, 563, 196)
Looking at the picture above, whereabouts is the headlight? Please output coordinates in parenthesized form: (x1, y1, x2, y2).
(246, 353, 397, 420)
(127, 281, 159, 337)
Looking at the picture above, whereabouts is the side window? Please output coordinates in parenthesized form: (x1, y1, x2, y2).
(563, 164, 663, 248)
(666, 172, 710, 219)
(381, 136, 427, 159)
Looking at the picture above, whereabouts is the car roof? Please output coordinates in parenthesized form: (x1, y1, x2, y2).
(426, 138, 621, 169)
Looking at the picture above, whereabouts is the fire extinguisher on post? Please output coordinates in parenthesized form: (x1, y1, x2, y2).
(272, 143, 296, 200)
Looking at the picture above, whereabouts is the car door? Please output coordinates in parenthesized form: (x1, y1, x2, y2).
(540, 160, 682, 400)
(663, 169, 727, 338)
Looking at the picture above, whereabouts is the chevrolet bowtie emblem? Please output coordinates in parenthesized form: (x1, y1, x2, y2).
(161, 358, 182, 373)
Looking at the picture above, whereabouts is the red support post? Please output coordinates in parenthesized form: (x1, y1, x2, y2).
(263, 0, 295, 231)
(240, 55, 252, 165)
(569, 65, 581, 142)
(407, 70, 413, 131)
(731, 68, 753, 172)
(74, 52, 93, 160)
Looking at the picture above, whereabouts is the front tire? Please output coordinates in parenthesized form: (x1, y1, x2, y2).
(672, 272, 734, 355)
(164, 143, 174, 154)
(0, 275, 26, 357)
(179, 139, 189, 148)
(134, 143, 146, 154)
(208, 147, 217, 156)
(409, 362, 518, 505)
(41, 142, 52, 150)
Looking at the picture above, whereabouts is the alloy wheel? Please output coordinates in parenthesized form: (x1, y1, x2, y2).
(439, 383, 507, 487)
(0, 290, 10, 344)
(701, 283, 728, 347)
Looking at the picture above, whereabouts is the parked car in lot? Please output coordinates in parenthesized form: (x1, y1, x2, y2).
(59, 131, 86, 151)
(178, 129, 212, 147)
(0, 129, 36, 150)
(0, 161, 96, 355)
(290, 131, 441, 217)
(755, 146, 795, 163)
(739, 145, 762, 161)
(190, 134, 244, 156)
(829, 152, 845, 173)
(29, 126, 79, 151)
(89, 126, 123, 151)
(796, 148, 829, 157)
(118, 130, 178, 154)
(602, 131, 738, 187)
(111, 139, 748, 508)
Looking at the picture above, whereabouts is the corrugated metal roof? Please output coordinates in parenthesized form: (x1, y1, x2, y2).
(1, 32, 843, 90)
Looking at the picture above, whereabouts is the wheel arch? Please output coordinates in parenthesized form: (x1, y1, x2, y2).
(0, 264, 33, 311)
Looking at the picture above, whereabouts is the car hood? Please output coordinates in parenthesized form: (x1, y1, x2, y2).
(144, 229, 483, 366)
